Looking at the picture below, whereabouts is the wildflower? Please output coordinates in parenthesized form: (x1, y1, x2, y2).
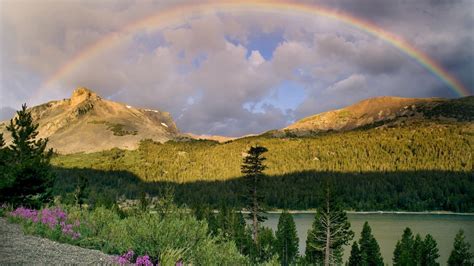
(136, 255, 153, 266)
(9, 207, 81, 240)
(117, 250, 135, 264)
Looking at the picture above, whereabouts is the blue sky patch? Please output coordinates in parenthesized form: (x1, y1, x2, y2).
(243, 80, 306, 114)
(245, 29, 285, 60)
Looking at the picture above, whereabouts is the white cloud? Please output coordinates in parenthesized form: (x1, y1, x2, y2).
(325, 74, 367, 93)
(1, 0, 472, 135)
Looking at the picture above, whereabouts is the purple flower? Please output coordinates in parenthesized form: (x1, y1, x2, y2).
(136, 255, 153, 266)
(9, 207, 81, 240)
(117, 250, 135, 264)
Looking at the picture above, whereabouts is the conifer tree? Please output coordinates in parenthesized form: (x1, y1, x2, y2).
(448, 229, 473, 265)
(206, 211, 219, 236)
(358, 222, 383, 266)
(231, 211, 254, 256)
(413, 234, 424, 263)
(275, 210, 299, 265)
(0, 104, 54, 207)
(393, 227, 415, 266)
(422, 234, 439, 266)
(348, 241, 362, 266)
(241, 145, 268, 245)
(0, 133, 11, 188)
(305, 186, 353, 266)
(74, 175, 89, 208)
(258, 226, 277, 263)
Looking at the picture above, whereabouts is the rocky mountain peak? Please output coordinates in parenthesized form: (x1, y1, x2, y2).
(0, 87, 180, 154)
(71, 87, 100, 106)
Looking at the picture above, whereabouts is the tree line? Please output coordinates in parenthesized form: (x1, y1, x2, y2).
(51, 119, 473, 212)
(53, 121, 472, 183)
(53, 168, 474, 212)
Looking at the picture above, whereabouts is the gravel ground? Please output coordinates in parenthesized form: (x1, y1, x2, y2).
(0, 218, 116, 265)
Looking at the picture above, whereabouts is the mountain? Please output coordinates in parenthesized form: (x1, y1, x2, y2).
(278, 96, 473, 136)
(2, 90, 472, 153)
(0, 87, 179, 154)
(183, 133, 237, 143)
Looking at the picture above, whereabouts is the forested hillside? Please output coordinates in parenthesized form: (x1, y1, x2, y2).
(52, 121, 474, 212)
(54, 121, 472, 180)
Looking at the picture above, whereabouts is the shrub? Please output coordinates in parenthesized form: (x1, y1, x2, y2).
(7, 204, 247, 264)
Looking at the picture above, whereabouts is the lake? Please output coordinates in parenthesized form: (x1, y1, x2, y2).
(262, 213, 474, 264)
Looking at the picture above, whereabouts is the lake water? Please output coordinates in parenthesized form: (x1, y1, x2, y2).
(263, 213, 474, 265)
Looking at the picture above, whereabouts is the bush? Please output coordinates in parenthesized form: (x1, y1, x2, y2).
(7, 205, 247, 265)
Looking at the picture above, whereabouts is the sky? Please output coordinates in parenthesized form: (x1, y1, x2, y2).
(0, 0, 473, 136)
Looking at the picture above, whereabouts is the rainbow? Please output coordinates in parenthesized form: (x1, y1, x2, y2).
(41, 0, 471, 97)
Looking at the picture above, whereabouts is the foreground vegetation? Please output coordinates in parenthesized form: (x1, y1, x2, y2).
(4, 203, 247, 265)
(3, 201, 473, 265)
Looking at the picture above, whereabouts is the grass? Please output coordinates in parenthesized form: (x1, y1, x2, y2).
(88, 120, 138, 136)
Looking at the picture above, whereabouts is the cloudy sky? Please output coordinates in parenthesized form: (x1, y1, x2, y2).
(1, 0, 473, 136)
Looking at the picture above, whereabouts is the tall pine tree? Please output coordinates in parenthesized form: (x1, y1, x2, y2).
(392, 228, 440, 266)
(393, 227, 415, 266)
(305, 186, 353, 266)
(448, 229, 473, 266)
(0, 133, 11, 188)
(258, 226, 277, 263)
(275, 210, 299, 265)
(413, 234, 424, 263)
(241, 145, 268, 245)
(0, 104, 54, 207)
(358, 221, 384, 266)
(422, 234, 440, 266)
(348, 241, 362, 266)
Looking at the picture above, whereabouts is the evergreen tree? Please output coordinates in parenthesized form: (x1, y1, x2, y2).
(0, 133, 11, 188)
(393, 227, 415, 266)
(206, 211, 219, 236)
(217, 204, 232, 238)
(348, 241, 362, 266)
(358, 222, 383, 266)
(421, 234, 439, 266)
(241, 145, 268, 245)
(231, 211, 254, 256)
(258, 226, 277, 263)
(393, 241, 402, 266)
(305, 186, 354, 266)
(448, 229, 473, 266)
(275, 210, 299, 265)
(0, 104, 54, 207)
(73, 175, 89, 208)
(413, 234, 424, 263)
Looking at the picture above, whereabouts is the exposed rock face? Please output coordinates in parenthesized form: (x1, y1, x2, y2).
(0, 87, 180, 154)
(280, 96, 473, 136)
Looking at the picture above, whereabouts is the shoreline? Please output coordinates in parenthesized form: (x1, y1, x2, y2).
(261, 210, 474, 216)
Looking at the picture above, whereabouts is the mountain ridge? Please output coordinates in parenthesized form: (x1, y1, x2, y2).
(0, 87, 179, 154)
(276, 95, 473, 136)
(1, 89, 472, 153)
